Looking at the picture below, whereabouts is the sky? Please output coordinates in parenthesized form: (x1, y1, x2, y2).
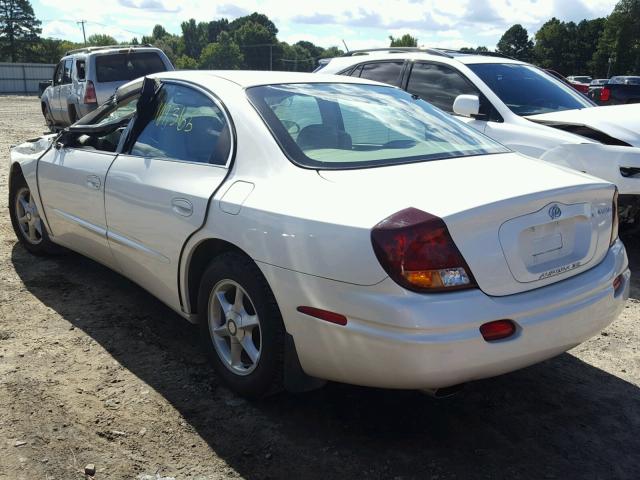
(33, 0, 620, 51)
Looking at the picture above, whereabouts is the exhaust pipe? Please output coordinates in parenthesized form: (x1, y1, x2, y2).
(420, 384, 465, 399)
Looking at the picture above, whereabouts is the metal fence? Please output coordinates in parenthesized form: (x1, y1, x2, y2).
(0, 62, 54, 95)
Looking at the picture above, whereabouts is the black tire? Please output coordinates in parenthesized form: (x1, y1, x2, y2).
(197, 251, 284, 398)
(9, 174, 57, 256)
(68, 105, 78, 124)
(42, 103, 55, 132)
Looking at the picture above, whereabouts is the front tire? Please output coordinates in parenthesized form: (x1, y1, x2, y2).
(9, 175, 57, 255)
(42, 103, 55, 132)
(197, 252, 285, 398)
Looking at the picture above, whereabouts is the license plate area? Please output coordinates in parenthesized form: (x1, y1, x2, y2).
(499, 202, 598, 283)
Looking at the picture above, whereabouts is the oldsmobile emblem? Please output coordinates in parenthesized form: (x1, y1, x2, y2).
(548, 205, 562, 220)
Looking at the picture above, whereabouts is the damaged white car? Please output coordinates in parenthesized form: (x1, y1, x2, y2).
(7, 71, 629, 398)
(318, 49, 640, 228)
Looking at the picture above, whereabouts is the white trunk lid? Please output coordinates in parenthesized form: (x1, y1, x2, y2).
(319, 153, 615, 296)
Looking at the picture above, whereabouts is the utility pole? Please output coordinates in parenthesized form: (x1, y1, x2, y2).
(77, 20, 87, 45)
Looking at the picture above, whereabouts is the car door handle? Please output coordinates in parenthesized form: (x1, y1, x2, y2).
(171, 198, 193, 217)
(86, 175, 101, 190)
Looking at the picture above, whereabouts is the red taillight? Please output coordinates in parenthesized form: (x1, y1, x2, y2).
(371, 208, 477, 292)
(610, 188, 619, 247)
(297, 306, 347, 326)
(600, 87, 611, 102)
(480, 320, 516, 342)
(83, 80, 97, 104)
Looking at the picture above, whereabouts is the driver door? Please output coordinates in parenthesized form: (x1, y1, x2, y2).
(37, 96, 138, 268)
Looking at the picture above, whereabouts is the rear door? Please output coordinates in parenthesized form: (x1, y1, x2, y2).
(104, 81, 233, 309)
(49, 61, 65, 121)
(59, 58, 74, 123)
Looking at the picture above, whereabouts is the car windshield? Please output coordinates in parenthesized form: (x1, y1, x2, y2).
(247, 83, 508, 169)
(468, 63, 594, 116)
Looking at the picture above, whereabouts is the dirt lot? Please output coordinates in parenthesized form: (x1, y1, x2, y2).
(0, 95, 639, 480)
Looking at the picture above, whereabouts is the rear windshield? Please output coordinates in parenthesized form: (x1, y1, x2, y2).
(468, 63, 594, 116)
(247, 83, 508, 169)
(95, 52, 165, 83)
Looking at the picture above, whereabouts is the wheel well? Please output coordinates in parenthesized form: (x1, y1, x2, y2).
(186, 238, 251, 315)
(9, 162, 24, 187)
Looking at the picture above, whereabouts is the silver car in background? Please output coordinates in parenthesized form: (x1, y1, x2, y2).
(40, 45, 173, 130)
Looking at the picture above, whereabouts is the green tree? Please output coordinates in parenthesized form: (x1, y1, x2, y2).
(233, 20, 276, 69)
(181, 18, 206, 58)
(497, 24, 533, 61)
(87, 33, 117, 46)
(152, 24, 168, 40)
(280, 42, 314, 71)
(389, 34, 418, 47)
(593, 0, 640, 76)
(199, 31, 243, 69)
(23, 37, 64, 63)
(295, 40, 324, 59)
(0, 0, 41, 61)
(174, 54, 198, 70)
(459, 46, 490, 53)
(319, 46, 344, 58)
(229, 12, 278, 38)
(206, 18, 229, 43)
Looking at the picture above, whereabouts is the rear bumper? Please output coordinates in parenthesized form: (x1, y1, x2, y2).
(260, 239, 629, 389)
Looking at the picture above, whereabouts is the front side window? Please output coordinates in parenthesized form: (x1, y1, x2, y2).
(468, 63, 594, 116)
(357, 62, 404, 86)
(248, 83, 508, 169)
(95, 52, 166, 83)
(407, 63, 479, 112)
(131, 83, 231, 165)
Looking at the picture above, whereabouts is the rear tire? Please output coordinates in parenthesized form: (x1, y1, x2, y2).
(197, 252, 285, 398)
(9, 174, 57, 256)
(68, 105, 78, 124)
(42, 103, 55, 132)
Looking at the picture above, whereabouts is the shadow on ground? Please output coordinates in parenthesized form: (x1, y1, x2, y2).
(10, 242, 640, 480)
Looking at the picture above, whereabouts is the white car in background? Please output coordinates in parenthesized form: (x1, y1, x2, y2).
(318, 48, 640, 229)
(8, 71, 629, 398)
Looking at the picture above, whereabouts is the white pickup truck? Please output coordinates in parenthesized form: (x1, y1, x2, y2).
(318, 48, 640, 229)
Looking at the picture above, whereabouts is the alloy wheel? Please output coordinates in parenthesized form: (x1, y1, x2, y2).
(208, 279, 262, 376)
(14, 187, 43, 245)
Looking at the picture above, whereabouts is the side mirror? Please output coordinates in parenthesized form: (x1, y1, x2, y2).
(453, 94, 480, 118)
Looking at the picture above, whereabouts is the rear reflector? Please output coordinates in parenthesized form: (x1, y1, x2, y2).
(297, 306, 347, 326)
(613, 274, 623, 293)
(480, 320, 516, 342)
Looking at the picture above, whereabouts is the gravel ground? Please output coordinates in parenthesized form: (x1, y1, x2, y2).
(0, 95, 639, 480)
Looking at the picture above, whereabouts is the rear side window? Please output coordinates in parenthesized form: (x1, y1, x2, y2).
(407, 63, 478, 112)
(131, 83, 231, 165)
(95, 52, 166, 83)
(357, 62, 404, 86)
(54, 61, 64, 85)
(76, 59, 86, 80)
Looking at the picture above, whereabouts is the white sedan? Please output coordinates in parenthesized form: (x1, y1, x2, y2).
(8, 71, 629, 398)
